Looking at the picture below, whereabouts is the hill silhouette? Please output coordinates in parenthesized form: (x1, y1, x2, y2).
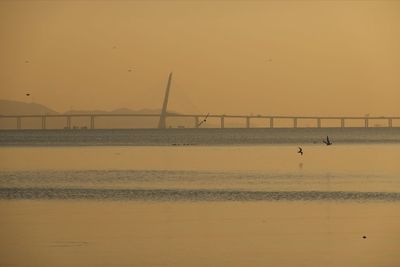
(0, 99, 188, 129)
(0, 99, 58, 115)
(0, 99, 179, 115)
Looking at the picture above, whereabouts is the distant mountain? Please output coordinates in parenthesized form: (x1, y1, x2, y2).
(0, 99, 179, 115)
(65, 109, 111, 115)
(66, 108, 164, 115)
(0, 99, 58, 115)
(0, 99, 196, 129)
(110, 108, 162, 114)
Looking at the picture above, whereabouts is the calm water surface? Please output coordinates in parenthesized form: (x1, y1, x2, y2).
(0, 129, 399, 267)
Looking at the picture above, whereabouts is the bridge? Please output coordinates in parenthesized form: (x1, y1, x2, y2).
(1, 113, 399, 130)
(1, 73, 399, 129)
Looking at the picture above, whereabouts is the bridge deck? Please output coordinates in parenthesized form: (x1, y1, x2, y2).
(1, 114, 399, 119)
(1, 113, 399, 130)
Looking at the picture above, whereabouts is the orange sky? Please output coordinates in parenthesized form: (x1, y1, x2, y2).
(0, 1, 399, 116)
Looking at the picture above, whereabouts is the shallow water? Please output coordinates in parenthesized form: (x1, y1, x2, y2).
(0, 130, 400, 267)
(1, 127, 400, 146)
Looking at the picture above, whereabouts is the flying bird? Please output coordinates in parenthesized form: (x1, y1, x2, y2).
(197, 113, 209, 127)
(26, 93, 30, 96)
(323, 136, 332, 146)
(298, 147, 303, 156)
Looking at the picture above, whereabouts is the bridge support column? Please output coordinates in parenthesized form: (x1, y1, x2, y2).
(194, 116, 199, 128)
(66, 116, 71, 129)
(90, 116, 95, 129)
(41, 116, 46, 130)
(158, 73, 173, 129)
(388, 118, 392, 128)
(270, 118, 274, 128)
(17, 117, 21, 130)
(364, 118, 369, 128)
(246, 117, 250, 128)
(341, 118, 345, 128)
(317, 118, 321, 128)
(293, 118, 297, 128)
(221, 116, 225, 129)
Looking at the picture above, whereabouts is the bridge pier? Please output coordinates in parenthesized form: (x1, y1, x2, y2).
(7, 114, 400, 130)
(90, 116, 95, 129)
(66, 116, 71, 129)
(41, 116, 46, 130)
(16, 117, 21, 130)
(158, 73, 173, 129)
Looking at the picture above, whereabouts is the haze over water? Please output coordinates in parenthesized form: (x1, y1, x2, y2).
(1, 0, 400, 266)
(1, 129, 400, 267)
(1, 1, 400, 116)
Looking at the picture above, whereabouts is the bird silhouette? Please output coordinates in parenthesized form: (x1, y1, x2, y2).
(323, 136, 332, 145)
(197, 113, 209, 127)
(298, 147, 303, 155)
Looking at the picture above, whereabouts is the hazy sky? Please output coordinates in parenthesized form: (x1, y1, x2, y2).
(1, 0, 399, 116)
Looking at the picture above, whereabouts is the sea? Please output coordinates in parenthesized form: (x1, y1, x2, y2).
(0, 128, 399, 267)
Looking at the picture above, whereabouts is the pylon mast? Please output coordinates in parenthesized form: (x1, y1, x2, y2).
(158, 72, 173, 129)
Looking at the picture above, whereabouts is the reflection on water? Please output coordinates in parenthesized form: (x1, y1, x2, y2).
(2, 187, 400, 202)
(1, 144, 400, 199)
(1, 169, 399, 192)
(1, 200, 400, 267)
(1, 128, 400, 146)
(1, 143, 400, 267)
(48, 241, 88, 248)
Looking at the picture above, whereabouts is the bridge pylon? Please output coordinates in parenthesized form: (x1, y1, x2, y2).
(158, 72, 173, 129)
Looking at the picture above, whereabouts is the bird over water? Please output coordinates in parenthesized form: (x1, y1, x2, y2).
(323, 136, 332, 145)
(298, 147, 303, 155)
(197, 113, 210, 127)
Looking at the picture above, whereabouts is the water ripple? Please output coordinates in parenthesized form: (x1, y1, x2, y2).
(1, 187, 400, 202)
